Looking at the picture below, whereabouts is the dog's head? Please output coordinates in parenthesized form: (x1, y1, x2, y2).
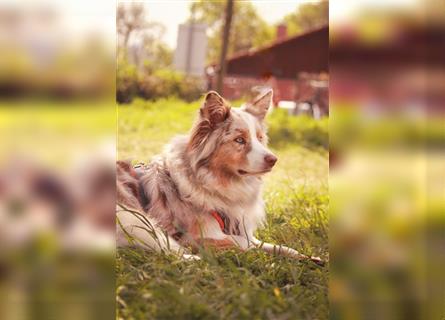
(187, 90, 277, 185)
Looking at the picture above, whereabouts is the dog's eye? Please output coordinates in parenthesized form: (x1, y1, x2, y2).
(234, 137, 246, 144)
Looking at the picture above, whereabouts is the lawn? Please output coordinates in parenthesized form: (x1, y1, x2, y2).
(117, 97, 329, 320)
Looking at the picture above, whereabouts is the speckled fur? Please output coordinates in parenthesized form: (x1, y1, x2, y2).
(116, 90, 319, 262)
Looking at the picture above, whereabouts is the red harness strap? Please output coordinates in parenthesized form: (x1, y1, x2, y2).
(210, 210, 225, 231)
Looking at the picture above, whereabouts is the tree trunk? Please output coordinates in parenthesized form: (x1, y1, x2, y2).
(216, 0, 234, 94)
(123, 29, 131, 49)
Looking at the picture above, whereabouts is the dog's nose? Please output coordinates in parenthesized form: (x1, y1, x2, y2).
(264, 154, 277, 167)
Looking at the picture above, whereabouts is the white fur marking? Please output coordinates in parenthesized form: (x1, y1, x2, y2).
(239, 112, 270, 172)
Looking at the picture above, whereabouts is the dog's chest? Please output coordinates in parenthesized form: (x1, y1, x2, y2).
(211, 210, 241, 235)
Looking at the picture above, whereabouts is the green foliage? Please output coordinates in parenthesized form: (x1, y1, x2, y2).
(117, 60, 139, 104)
(283, 0, 329, 37)
(178, 76, 206, 103)
(117, 3, 189, 103)
(116, 61, 204, 103)
(190, 1, 275, 63)
(268, 108, 329, 150)
(330, 104, 445, 151)
(117, 99, 329, 319)
(145, 42, 173, 70)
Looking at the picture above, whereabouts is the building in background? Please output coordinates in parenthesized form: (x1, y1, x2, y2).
(173, 23, 207, 76)
(209, 25, 329, 116)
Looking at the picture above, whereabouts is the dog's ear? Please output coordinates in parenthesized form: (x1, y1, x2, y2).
(188, 91, 230, 151)
(243, 89, 273, 121)
(200, 91, 230, 126)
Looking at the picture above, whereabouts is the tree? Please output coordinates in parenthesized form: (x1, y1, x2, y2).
(217, 0, 234, 92)
(117, 3, 147, 48)
(283, 0, 329, 37)
(117, 3, 171, 69)
(190, 1, 274, 63)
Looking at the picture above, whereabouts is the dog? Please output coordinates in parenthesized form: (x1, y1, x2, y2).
(117, 89, 322, 264)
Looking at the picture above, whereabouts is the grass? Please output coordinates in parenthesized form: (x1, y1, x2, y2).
(0, 101, 115, 167)
(117, 97, 329, 320)
(0, 101, 116, 319)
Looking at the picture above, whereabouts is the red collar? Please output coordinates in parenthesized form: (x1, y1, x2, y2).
(210, 210, 225, 231)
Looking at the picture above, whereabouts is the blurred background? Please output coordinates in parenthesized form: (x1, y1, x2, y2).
(117, 0, 329, 118)
(0, 0, 115, 319)
(330, 0, 445, 319)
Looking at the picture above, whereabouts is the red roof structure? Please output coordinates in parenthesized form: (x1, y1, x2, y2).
(224, 25, 328, 79)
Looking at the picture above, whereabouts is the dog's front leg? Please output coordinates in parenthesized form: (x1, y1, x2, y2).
(192, 237, 239, 250)
(217, 235, 323, 265)
(188, 216, 252, 251)
(251, 238, 324, 265)
(253, 239, 306, 259)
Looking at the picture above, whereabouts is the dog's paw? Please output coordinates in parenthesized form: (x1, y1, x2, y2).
(309, 256, 325, 266)
(229, 235, 252, 250)
(281, 247, 306, 259)
(181, 253, 201, 261)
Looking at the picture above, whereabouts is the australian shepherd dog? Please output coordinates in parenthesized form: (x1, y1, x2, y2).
(117, 89, 322, 264)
